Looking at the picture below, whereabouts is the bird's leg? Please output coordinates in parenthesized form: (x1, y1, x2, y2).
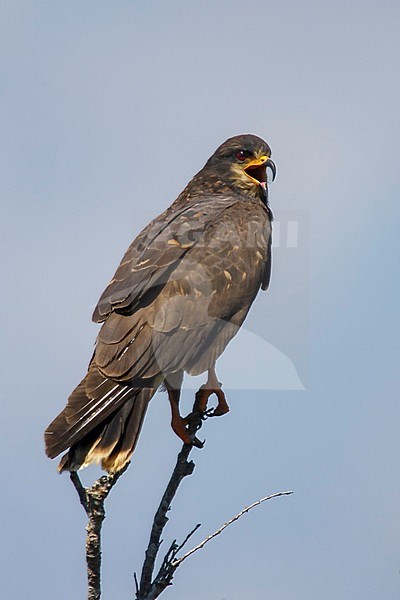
(165, 373, 203, 447)
(167, 386, 191, 445)
(194, 367, 230, 417)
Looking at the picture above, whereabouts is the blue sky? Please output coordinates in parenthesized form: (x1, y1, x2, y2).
(1, 2, 399, 599)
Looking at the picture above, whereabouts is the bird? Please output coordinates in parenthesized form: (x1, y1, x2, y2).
(44, 134, 276, 473)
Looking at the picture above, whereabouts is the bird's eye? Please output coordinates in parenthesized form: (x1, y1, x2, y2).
(235, 150, 250, 161)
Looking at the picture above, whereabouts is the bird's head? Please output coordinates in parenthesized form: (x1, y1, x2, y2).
(205, 134, 276, 201)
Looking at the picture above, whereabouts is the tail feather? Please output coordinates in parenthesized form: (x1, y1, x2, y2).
(44, 364, 157, 472)
(101, 393, 150, 472)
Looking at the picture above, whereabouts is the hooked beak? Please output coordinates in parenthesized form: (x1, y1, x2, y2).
(265, 158, 276, 182)
(244, 155, 277, 189)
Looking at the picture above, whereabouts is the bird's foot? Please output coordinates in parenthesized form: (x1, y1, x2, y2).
(170, 382, 229, 448)
(193, 384, 230, 418)
(171, 414, 204, 448)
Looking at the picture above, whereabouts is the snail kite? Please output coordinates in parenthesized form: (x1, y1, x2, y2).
(45, 134, 276, 472)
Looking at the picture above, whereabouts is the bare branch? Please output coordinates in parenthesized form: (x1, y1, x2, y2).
(172, 490, 294, 568)
(136, 409, 203, 599)
(70, 463, 130, 600)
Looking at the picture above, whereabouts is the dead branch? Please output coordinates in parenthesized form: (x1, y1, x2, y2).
(70, 463, 130, 600)
(135, 404, 205, 600)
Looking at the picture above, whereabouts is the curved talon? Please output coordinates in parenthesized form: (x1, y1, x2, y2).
(201, 408, 215, 420)
(192, 436, 205, 448)
(184, 411, 204, 430)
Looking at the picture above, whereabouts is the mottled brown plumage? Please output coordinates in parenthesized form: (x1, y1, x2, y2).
(45, 134, 276, 472)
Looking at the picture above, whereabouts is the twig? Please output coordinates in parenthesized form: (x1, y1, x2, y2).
(134, 572, 140, 596)
(174, 522, 201, 555)
(70, 470, 89, 512)
(172, 490, 294, 567)
(70, 462, 130, 600)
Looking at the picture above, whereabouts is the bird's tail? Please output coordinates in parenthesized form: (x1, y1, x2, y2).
(44, 364, 157, 472)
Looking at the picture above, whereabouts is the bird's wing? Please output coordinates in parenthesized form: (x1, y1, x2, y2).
(94, 200, 271, 381)
(151, 200, 271, 376)
(92, 196, 238, 323)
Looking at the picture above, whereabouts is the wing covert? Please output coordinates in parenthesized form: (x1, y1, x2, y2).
(92, 196, 237, 323)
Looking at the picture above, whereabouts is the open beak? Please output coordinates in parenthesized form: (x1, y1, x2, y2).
(244, 155, 276, 189)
